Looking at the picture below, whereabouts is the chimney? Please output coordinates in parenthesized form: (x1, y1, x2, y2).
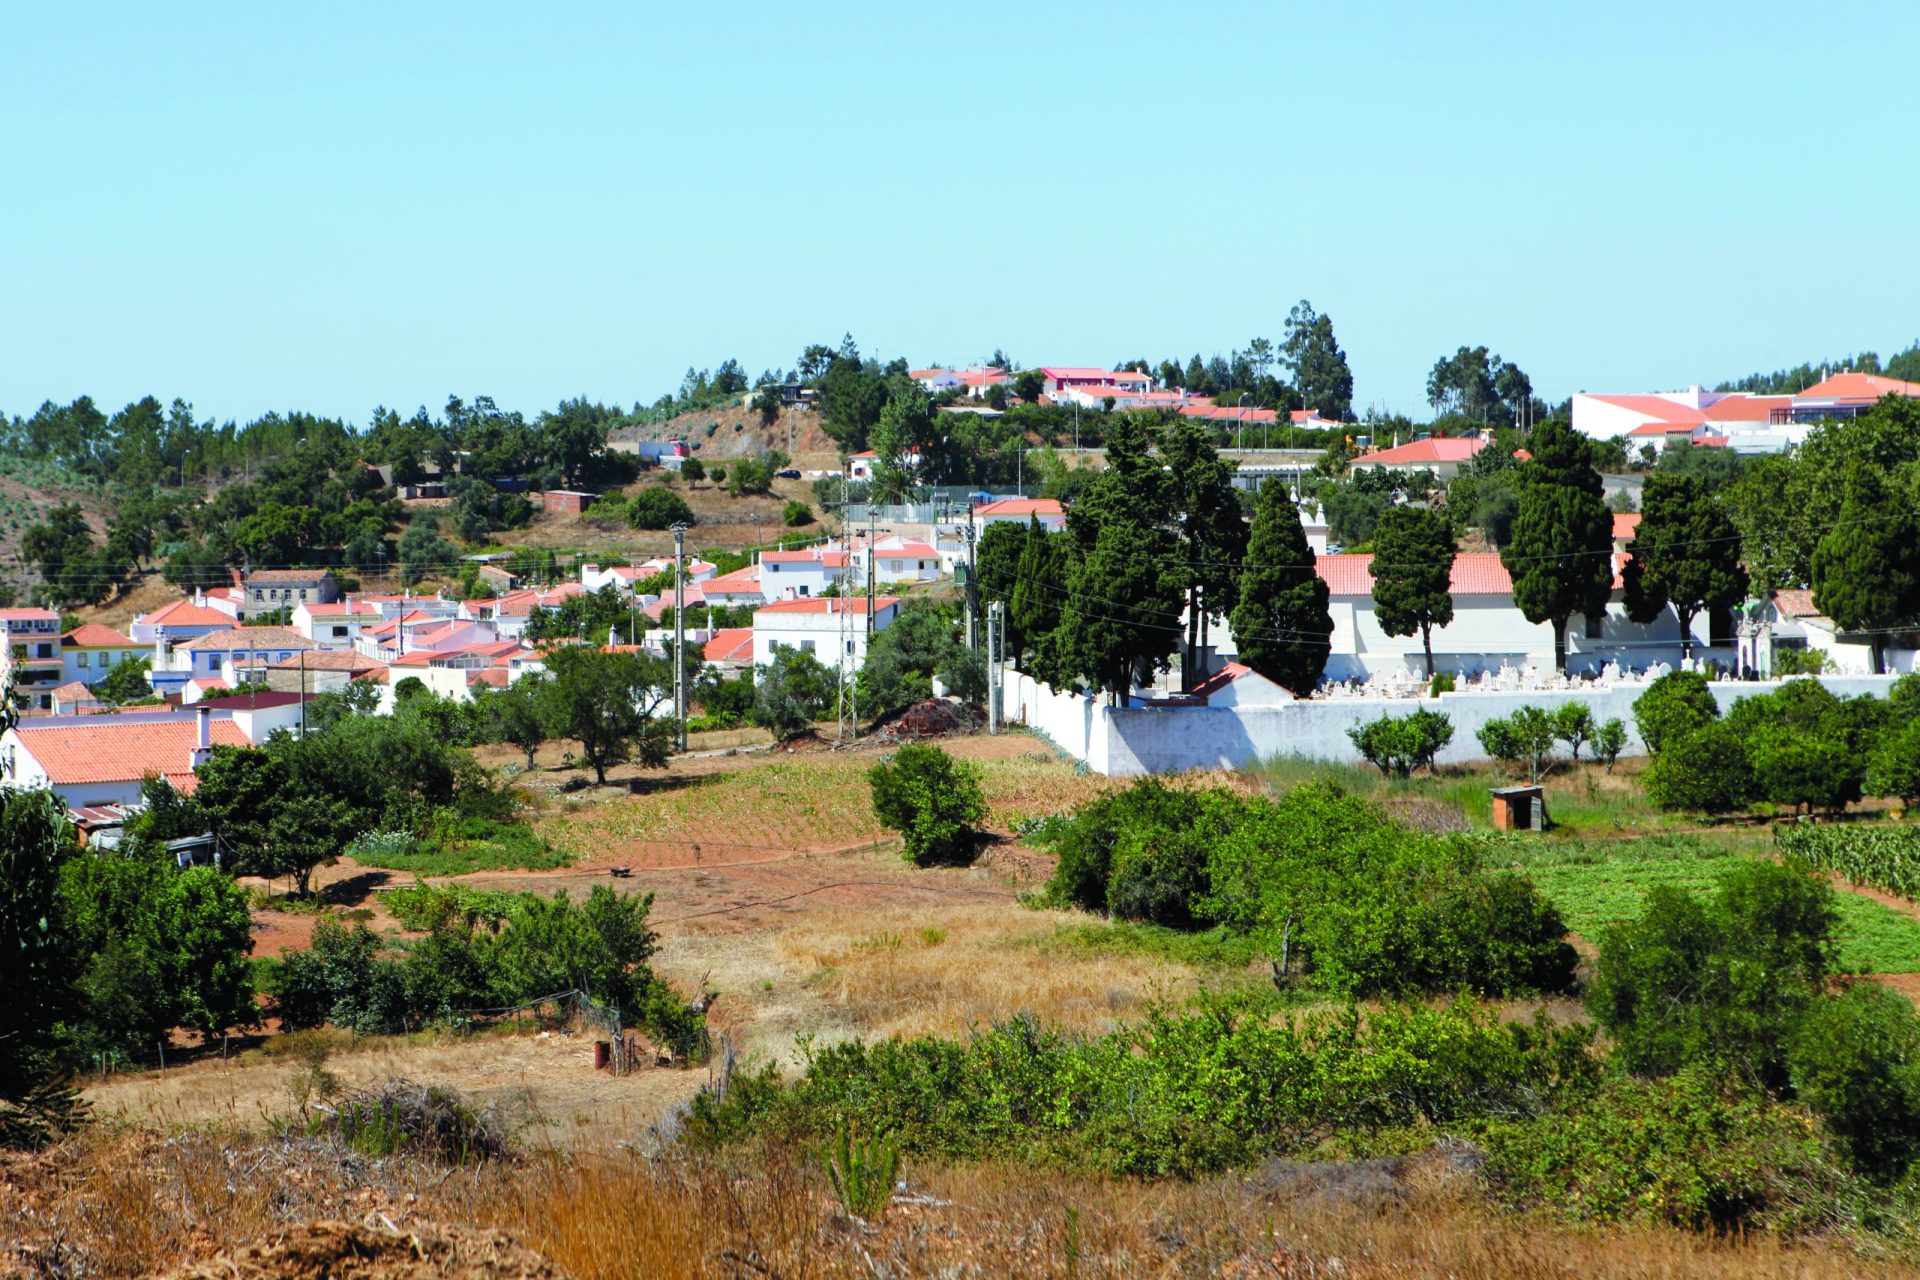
(190, 705, 213, 771)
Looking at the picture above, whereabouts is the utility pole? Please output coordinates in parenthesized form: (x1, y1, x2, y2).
(963, 503, 978, 651)
(837, 461, 856, 744)
(866, 502, 878, 640)
(671, 522, 690, 752)
(987, 600, 1004, 734)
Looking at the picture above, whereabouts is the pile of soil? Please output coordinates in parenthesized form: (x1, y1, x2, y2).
(161, 1220, 566, 1280)
(872, 698, 982, 743)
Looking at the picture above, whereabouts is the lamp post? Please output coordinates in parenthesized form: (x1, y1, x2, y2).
(670, 521, 690, 752)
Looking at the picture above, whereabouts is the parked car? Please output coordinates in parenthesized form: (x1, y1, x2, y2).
(775, 468, 800, 479)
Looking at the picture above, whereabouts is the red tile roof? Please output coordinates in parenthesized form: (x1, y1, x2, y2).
(1702, 394, 1790, 422)
(1797, 372, 1920, 401)
(1353, 437, 1489, 467)
(1773, 589, 1821, 618)
(1316, 551, 1514, 597)
(468, 668, 510, 689)
(762, 548, 850, 566)
(51, 680, 96, 703)
(141, 600, 237, 628)
(14, 718, 250, 785)
(703, 627, 754, 663)
(974, 498, 1064, 518)
(1188, 661, 1255, 700)
(0, 608, 60, 622)
(1612, 512, 1642, 541)
(178, 626, 313, 652)
(63, 624, 136, 647)
(755, 597, 900, 616)
(269, 650, 385, 671)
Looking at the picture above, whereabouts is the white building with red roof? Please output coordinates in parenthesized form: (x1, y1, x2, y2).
(1040, 367, 1151, 398)
(854, 534, 942, 585)
(970, 497, 1066, 534)
(759, 545, 851, 599)
(0, 608, 65, 711)
(751, 595, 900, 674)
(291, 599, 384, 649)
(702, 627, 755, 672)
(1348, 436, 1489, 481)
(61, 624, 145, 688)
(130, 596, 240, 645)
(1, 707, 251, 809)
(699, 563, 767, 607)
(1575, 373, 1920, 453)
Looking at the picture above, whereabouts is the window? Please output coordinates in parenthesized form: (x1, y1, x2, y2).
(1584, 614, 1604, 641)
(799, 639, 816, 654)
(75, 652, 88, 668)
(332, 626, 348, 638)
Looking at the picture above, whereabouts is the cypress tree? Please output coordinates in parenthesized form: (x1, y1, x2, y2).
(1164, 420, 1248, 688)
(1501, 418, 1614, 672)
(1812, 466, 1920, 674)
(1230, 481, 1332, 694)
(1370, 504, 1456, 678)
(1622, 471, 1748, 659)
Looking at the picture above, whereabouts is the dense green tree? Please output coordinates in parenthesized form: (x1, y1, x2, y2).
(1623, 472, 1747, 659)
(869, 744, 985, 866)
(1787, 983, 1920, 1182)
(1230, 481, 1332, 695)
(867, 385, 931, 503)
(544, 645, 674, 784)
(93, 656, 154, 705)
(0, 786, 86, 1146)
(396, 520, 458, 586)
(1811, 465, 1920, 674)
(22, 503, 124, 607)
(1633, 670, 1719, 755)
(1280, 300, 1355, 422)
(971, 518, 1023, 621)
(726, 458, 774, 496)
(1058, 420, 1182, 703)
(629, 485, 695, 530)
(1501, 419, 1614, 671)
(1587, 861, 1836, 1087)
(1369, 505, 1455, 677)
(752, 645, 837, 740)
(479, 674, 555, 769)
(1009, 519, 1067, 675)
(536, 397, 614, 486)
(1642, 721, 1756, 814)
(1164, 420, 1247, 686)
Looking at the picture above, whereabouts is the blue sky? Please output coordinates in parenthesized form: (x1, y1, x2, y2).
(5, 1, 1916, 427)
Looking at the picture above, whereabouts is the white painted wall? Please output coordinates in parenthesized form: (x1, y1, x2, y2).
(1008, 669, 1902, 777)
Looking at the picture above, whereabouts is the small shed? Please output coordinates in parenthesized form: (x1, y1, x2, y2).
(1490, 785, 1547, 831)
(542, 489, 599, 514)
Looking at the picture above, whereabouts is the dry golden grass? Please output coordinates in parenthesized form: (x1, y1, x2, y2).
(15, 1131, 1917, 1279)
(772, 903, 1207, 1039)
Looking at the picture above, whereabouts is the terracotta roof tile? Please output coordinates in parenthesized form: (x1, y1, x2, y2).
(15, 718, 250, 785)
(63, 623, 137, 647)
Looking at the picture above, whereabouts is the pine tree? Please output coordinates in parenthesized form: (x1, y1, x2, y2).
(1009, 517, 1063, 666)
(1164, 421, 1248, 687)
(1230, 481, 1333, 694)
(1812, 466, 1920, 674)
(1622, 472, 1748, 659)
(1501, 419, 1614, 671)
(1370, 505, 1456, 678)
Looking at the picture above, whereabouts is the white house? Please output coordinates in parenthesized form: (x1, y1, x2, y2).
(61, 624, 145, 688)
(751, 596, 900, 675)
(292, 601, 383, 650)
(909, 367, 965, 393)
(2, 609, 71, 712)
(239, 569, 341, 621)
(847, 450, 922, 482)
(854, 536, 942, 585)
(0, 708, 250, 810)
(1348, 436, 1488, 482)
(971, 497, 1066, 535)
(699, 564, 766, 607)
(165, 626, 317, 683)
(759, 546, 851, 599)
(129, 596, 240, 645)
(1040, 367, 1150, 398)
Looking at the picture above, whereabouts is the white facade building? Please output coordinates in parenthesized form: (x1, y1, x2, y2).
(758, 546, 851, 599)
(750, 596, 900, 674)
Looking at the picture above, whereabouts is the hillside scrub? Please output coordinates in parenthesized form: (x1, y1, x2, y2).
(1036, 779, 1576, 997)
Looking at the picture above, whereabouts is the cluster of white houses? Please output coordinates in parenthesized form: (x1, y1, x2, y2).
(1571, 371, 1920, 455)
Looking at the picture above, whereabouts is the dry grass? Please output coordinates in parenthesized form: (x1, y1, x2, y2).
(11, 1132, 1917, 1280)
(772, 903, 1209, 1039)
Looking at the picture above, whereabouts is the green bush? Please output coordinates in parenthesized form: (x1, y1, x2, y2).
(1552, 703, 1594, 761)
(1483, 1068, 1841, 1232)
(1749, 732, 1859, 815)
(1585, 860, 1836, 1085)
(1346, 709, 1454, 778)
(1633, 670, 1719, 755)
(1476, 706, 1556, 780)
(1641, 721, 1755, 814)
(781, 500, 814, 527)
(869, 744, 986, 867)
(1787, 983, 1920, 1182)
(628, 486, 694, 530)
(1038, 779, 1214, 916)
(687, 999, 1597, 1177)
(1592, 717, 1628, 771)
(1428, 670, 1456, 697)
(752, 646, 836, 741)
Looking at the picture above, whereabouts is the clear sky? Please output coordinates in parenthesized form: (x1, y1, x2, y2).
(5, 1, 1917, 427)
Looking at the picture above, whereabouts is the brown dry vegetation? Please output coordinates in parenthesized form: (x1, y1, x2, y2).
(6, 1130, 1917, 1280)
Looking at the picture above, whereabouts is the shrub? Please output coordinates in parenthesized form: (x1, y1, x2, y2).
(1592, 718, 1628, 771)
(1749, 732, 1859, 815)
(1641, 721, 1755, 814)
(1771, 646, 1827, 676)
(1552, 703, 1594, 762)
(752, 646, 836, 741)
(1787, 983, 1920, 1181)
(1104, 792, 1237, 929)
(869, 744, 986, 867)
(1428, 670, 1456, 697)
(1483, 1068, 1841, 1232)
(1346, 709, 1454, 778)
(727, 459, 773, 496)
(1633, 670, 1719, 755)
(824, 1123, 900, 1220)
(1040, 779, 1211, 916)
(628, 486, 694, 530)
(1586, 861, 1836, 1085)
(1476, 706, 1556, 781)
(781, 500, 814, 527)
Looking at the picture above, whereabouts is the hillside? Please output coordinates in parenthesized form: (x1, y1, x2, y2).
(610, 399, 837, 464)
(0, 460, 112, 599)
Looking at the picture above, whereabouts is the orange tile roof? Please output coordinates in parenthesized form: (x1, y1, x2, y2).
(755, 596, 900, 616)
(269, 650, 386, 671)
(1797, 372, 1920, 401)
(15, 718, 250, 785)
(1582, 394, 1708, 424)
(1316, 552, 1514, 597)
(1612, 512, 1642, 540)
(141, 599, 237, 628)
(974, 498, 1063, 518)
(1702, 394, 1790, 422)
(703, 627, 754, 663)
(177, 626, 313, 651)
(1773, 588, 1822, 619)
(63, 623, 136, 647)
(1354, 437, 1488, 467)
(51, 680, 95, 702)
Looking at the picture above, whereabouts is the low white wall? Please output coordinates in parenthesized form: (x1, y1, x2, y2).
(1006, 669, 1901, 777)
